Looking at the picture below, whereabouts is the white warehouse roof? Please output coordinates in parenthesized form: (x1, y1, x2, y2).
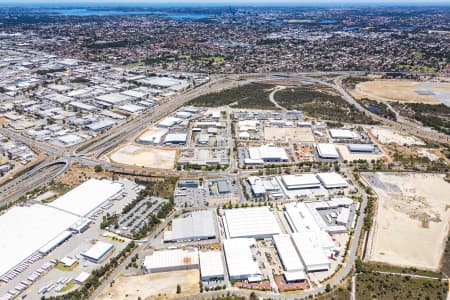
(57, 134, 83, 146)
(96, 93, 132, 105)
(137, 127, 168, 144)
(157, 116, 182, 128)
(329, 129, 358, 139)
(144, 248, 199, 272)
(316, 172, 348, 189)
(273, 234, 305, 273)
(223, 238, 261, 280)
(291, 232, 332, 272)
(164, 133, 187, 144)
(49, 179, 123, 217)
(281, 174, 321, 190)
(316, 143, 339, 159)
(119, 104, 145, 113)
(163, 210, 216, 242)
(284, 202, 321, 233)
(199, 251, 225, 280)
(248, 145, 288, 162)
(223, 207, 282, 239)
(0, 205, 80, 277)
(82, 241, 113, 262)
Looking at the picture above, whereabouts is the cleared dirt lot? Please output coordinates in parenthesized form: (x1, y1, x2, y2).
(352, 80, 447, 104)
(336, 145, 387, 162)
(107, 144, 177, 169)
(363, 172, 450, 271)
(96, 269, 200, 300)
(368, 126, 425, 146)
(264, 126, 315, 142)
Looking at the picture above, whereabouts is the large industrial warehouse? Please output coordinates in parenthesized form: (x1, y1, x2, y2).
(316, 172, 349, 189)
(329, 129, 358, 140)
(284, 202, 321, 233)
(280, 174, 321, 190)
(49, 179, 123, 217)
(223, 238, 261, 281)
(0, 204, 80, 278)
(199, 251, 225, 281)
(222, 206, 282, 239)
(291, 232, 337, 272)
(163, 210, 216, 243)
(273, 234, 306, 282)
(81, 241, 114, 263)
(316, 143, 339, 159)
(245, 144, 289, 165)
(143, 248, 199, 273)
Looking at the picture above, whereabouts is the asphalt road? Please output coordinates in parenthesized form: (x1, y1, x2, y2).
(0, 159, 71, 206)
(0, 70, 445, 299)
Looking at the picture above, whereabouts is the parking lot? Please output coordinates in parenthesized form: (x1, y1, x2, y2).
(0, 179, 141, 300)
(174, 178, 238, 208)
(115, 197, 168, 238)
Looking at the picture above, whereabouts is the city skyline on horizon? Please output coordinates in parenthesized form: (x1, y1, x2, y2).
(0, 0, 449, 6)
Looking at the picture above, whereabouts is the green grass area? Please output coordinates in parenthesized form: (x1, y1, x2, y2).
(55, 261, 79, 272)
(127, 61, 145, 67)
(199, 56, 224, 63)
(412, 51, 424, 58)
(397, 64, 437, 72)
(178, 55, 191, 60)
(187, 83, 276, 109)
(274, 86, 376, 124)
(60, 280, 75, 293)
(356, 272, 448, 300)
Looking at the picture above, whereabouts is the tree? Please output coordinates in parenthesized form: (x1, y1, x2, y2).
(176, 284, 181, 294)
(325, 283, 331, 292)
(94, 165, 103, 173)
(249, 292, 258, 300)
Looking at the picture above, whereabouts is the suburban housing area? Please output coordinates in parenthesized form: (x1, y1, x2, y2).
(0, 4, 449, 300)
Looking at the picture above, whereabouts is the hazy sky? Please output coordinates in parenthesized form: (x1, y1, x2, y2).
(0, 0, 449, 4)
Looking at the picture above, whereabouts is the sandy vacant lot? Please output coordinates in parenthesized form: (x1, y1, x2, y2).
(364, 173, 450, 271)
(264, 127, 315, 142)
(336, 145, 387, 162)
(368, 127, 425, 146)
(353, 80, 446, 104)
(97, 269, 200, 300)
(108, 144, 177, 169)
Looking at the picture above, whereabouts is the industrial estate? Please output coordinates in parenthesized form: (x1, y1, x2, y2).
(0, 4, 449, 300)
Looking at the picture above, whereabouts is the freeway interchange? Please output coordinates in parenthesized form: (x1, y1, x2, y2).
(1, 71, 448, 299)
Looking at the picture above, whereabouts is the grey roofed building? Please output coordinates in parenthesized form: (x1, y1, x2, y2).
(217, 180, 231, 194)
(178, 179, 200, 188)
(347, 144, 376, 153)
(163, 210, 216, 243)
(86, 119, 115, 132)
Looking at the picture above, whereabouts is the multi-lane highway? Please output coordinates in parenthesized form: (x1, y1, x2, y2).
(1, 71, 448, 300)
(0, 159, 71, 206)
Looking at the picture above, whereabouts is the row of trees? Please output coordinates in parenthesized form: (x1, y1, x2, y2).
(47, 241, 137, 300)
